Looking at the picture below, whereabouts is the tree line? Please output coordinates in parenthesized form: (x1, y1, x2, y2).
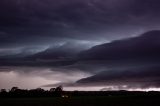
(0, 86, 63, 98)
(1, 86, 160, 98)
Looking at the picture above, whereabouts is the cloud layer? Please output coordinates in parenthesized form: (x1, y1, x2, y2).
(1, 0, 160, 90)
(0, 0, 160, 49)
(32, 30, 160, 90)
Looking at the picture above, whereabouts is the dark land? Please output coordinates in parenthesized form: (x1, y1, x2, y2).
(0, 87, 160, 106)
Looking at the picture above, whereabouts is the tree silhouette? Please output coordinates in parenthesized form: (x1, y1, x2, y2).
(1, 89, 6, 93)
(50, 88, 56, 92)
(55, 86, 63, 92)
(54, 86, 63, 97)
(10, 87, 19, 92)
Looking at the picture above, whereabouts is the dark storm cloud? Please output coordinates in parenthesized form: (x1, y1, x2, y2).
(43, 64, 160, 89)
(1, 30, 160, 68)
(1, 0, 160, 90)
(79, 30, 160, 61)
(73, 30, 160, 73)
(76, 65, 160, 89)
(42, 30, 160, 89)
(72, 30, 160, 88)
(0, 0, 160, 49)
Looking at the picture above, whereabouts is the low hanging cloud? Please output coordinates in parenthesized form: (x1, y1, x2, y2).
(1, 30, 160, 90)
(76, 65, 160, 88)
(43, 64, 160, 89)
(0, 66, 91, 89)
(41, 30, 160, 90)
(1, 30, 160, 67)
(79, 30, 160, 61)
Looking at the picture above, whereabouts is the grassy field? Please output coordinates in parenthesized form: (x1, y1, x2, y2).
(0, 95, 160, 106)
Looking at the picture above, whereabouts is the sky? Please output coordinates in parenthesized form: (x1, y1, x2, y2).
(0, 0, 160, 91)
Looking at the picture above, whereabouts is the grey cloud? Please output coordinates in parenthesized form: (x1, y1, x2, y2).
(79, 30, 160, 61)
(1, 30, 160, 68)
(0, 0, 160, 49)
(76, 65, 160, 89)
(0, 0, 160, 90)
(0, 30, 160, 90)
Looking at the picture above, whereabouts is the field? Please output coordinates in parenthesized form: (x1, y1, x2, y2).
(0, 95, 160, 106)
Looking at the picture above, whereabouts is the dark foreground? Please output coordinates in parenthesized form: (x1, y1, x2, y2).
(1, 92, 160, 106)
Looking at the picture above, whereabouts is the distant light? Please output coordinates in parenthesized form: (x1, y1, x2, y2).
(62, 95, 69, 98)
